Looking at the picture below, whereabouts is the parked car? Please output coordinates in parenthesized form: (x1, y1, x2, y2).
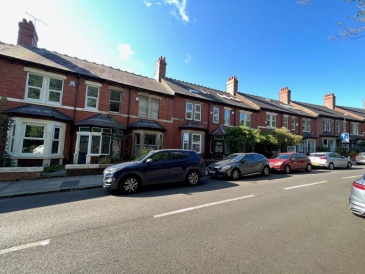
(355, 152, 365, 165)
(103, 149, 205, 194)
(349, 174, 365, 217)
(207, 152, 270, 180)
(308, 152, 352, 170)
(269, 152, 312, 174)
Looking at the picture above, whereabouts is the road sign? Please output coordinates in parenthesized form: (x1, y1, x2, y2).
(341, 132, 349, 143)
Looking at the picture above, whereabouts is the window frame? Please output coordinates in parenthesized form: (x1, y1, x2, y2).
(351, 122, 359, 135)
(213, 107, 219, 124)
(85, 84, 100, 110)
(283, 116, 288, 129)
(302, 119, 311, 132)
(185, 102, 202, 121)
(138, 95, 160, 119)
(109, 89, 121, 113)
(240, 111, 251, 127)
(266, 113, 277, 128)
(322, 120, 331, 132)
(224, 109, 230, 126)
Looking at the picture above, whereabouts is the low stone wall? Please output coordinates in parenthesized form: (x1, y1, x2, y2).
(0, 167, 44, 181)
(65, 164, 112, 177)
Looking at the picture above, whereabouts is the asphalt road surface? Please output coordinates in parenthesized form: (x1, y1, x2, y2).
(1, 166, 365, 274)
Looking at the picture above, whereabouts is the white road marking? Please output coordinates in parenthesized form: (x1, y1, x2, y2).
(284, 181, 327, 190)
(0, 239, 50, 255)
(342, 176, 362, 179)
(154, 195, 255, 218)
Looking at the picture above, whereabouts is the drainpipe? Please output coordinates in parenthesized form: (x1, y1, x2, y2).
(68, 74, 80, 163)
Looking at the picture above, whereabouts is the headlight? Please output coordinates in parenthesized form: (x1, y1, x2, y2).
(275, 162, 283, 166)
(104, 167, 123, 174)
(220, 165, 231, 171)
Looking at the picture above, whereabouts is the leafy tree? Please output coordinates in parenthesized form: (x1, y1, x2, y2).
(0, 97, 13, 167)
(255, 133, 279, 158)
(225, 126, 261, 153)
(298, 0, 365, 39)
(262, 127, 303, 153)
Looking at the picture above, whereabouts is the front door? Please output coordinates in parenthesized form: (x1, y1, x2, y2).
(78, 136, 89, 164)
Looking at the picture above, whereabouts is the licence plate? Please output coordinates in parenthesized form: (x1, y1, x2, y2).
(311, 162, 318, 166)
(208, 170, 215, 174)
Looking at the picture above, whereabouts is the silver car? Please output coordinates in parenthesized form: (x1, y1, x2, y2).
(349, 174, 365, 217)
(308, 152, 352, 170)
(355, 152, 365, 165)
(207, 153, 270, 180)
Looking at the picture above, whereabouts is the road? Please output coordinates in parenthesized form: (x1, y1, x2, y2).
(1, 166, 364, 274)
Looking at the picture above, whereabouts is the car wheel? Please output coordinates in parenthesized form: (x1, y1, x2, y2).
(328, 162, 334, 170)
(284, 165, 291, 174)
(119, 175, 140, 194)
(262, 166, 270, 176)
(305, 164, 312, 172)
(186, 170, 200, 185)
(347, 162, 352, 169)
(231, 168, 241, 180)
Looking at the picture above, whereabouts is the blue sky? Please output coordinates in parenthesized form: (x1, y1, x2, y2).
(1, 0, 364, 108)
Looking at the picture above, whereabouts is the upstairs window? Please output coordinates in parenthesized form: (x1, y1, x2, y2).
(283, 116, 288, 129)
(336, 121, 341, 133)
(213, 107, 219, 123)
(323, 120, 331, 132)
(240, 111, 251, 127)
(224, 109, 230, 125)
(351, 122, 359, 135)
(302, 119, 311, 132)
(138, 96, 160, 119)
(266, 113, 277, 128)
(25, 68, 65, 105)
(85, 85, 99, 110)
(109, 90, 121, 112)
(186, 102, 201, 121)
(291, 117, 296, 130)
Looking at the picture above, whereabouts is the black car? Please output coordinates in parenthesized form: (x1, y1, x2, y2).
(207, 152, 270, 180)
(103, 149, 206, 194)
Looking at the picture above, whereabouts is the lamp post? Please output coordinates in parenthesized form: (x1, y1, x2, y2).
(343, 113, 347, 133)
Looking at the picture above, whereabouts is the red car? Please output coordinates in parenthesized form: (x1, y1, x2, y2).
(269, 152, 312, 174)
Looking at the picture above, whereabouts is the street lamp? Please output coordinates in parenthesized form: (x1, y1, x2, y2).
(343, 113, 347, 133)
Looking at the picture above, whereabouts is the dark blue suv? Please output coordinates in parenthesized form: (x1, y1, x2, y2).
(103, 149, 206, 194)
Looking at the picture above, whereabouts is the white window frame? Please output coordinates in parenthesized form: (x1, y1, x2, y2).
(291, 117, 296, 130)
(181, 131, 204, 153)
(240, 111, 252, 127)
(109, 90, 121, 113)
(192, 134, 202, 153)
(185, 102, 202, 121)
(302, 119, 310, 132)
(283, 115, 288, 129)
(24, 67, 66, 105)
(224, 109, 230, 126)
(85, 81, 101, 110)
(351, 122, 359, 135)
(138, 95, 160, 119)
(323, 120, 331, 132)
(213, 107, 219, 124)
(336, 120, 341, 133)
(266, 113, 277, 128)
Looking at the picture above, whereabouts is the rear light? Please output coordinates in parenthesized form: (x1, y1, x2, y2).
(319, 156, 327, 160)
(356, 156, 359, 159)
(200, 158, 204, 164)
(353, 181, 365, 190)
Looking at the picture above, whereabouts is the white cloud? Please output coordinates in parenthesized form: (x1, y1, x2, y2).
(143, 0, 152, 7)
(117, 44, 135, 61)
(164, 0, 189, 22)
(184, 54, 191, 64)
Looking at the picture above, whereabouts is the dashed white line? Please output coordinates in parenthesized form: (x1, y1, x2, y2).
(0, 239, 50, 255)
(154, 195, 255, 218)
(342, 175, 361, 179)
(284, 181, 327, 190)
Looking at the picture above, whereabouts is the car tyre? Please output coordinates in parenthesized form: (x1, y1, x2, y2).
(284, 165, 291, 174)
(328, 162, 334, 170)
(262, 166, 270, 176)
(231, 168, 241, 180)
(347, 162, 352, 169)
(186, 170, 200, 185)
(305, 164, 312, 172)
(119, 175, 140, 194)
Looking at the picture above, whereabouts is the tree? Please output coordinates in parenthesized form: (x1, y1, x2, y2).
(225, 126, 261, 153)
(0, 97, 13, 167)
(298, 0, 365, 39)
(261, 127, 303, 155)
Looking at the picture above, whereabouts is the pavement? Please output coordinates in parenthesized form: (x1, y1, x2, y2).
(0, 169, 103, 199)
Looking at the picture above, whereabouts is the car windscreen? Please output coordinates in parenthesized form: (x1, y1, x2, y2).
(223, 154, 243, 161)
(309, 153, 325, 157)
(271, 154, 290, 159)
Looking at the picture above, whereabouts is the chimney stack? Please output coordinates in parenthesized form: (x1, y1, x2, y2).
(226, 76, 238, 96)
(155, 56, 166, 82)
(323, 93, 336, 109)
(279, 87, 291, 104)
(17, 18, 38, 47)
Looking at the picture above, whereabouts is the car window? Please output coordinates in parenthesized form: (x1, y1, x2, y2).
(170, 151, 188, 160)
(291, 154, 298, 160)
(243, 155, 253, 162)
(223, 154, 244, 161)
(272, 154, 290, 159)
(252, 154, 262, 161)
(310, 153, 324, 157)
(151, 152, 168, 162)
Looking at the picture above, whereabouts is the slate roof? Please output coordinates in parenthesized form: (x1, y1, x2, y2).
(163, 77, 258, 111)
(75, 114, 126, 129)
(241, 93, 316, 118)
(0, 43, 173, 96)
(292, 101, 363, 121)
(6, 105, 72, 121)
(178, 122, 207, 130)
(336, 105, 365, 121)
(129, 119, 166, 131)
